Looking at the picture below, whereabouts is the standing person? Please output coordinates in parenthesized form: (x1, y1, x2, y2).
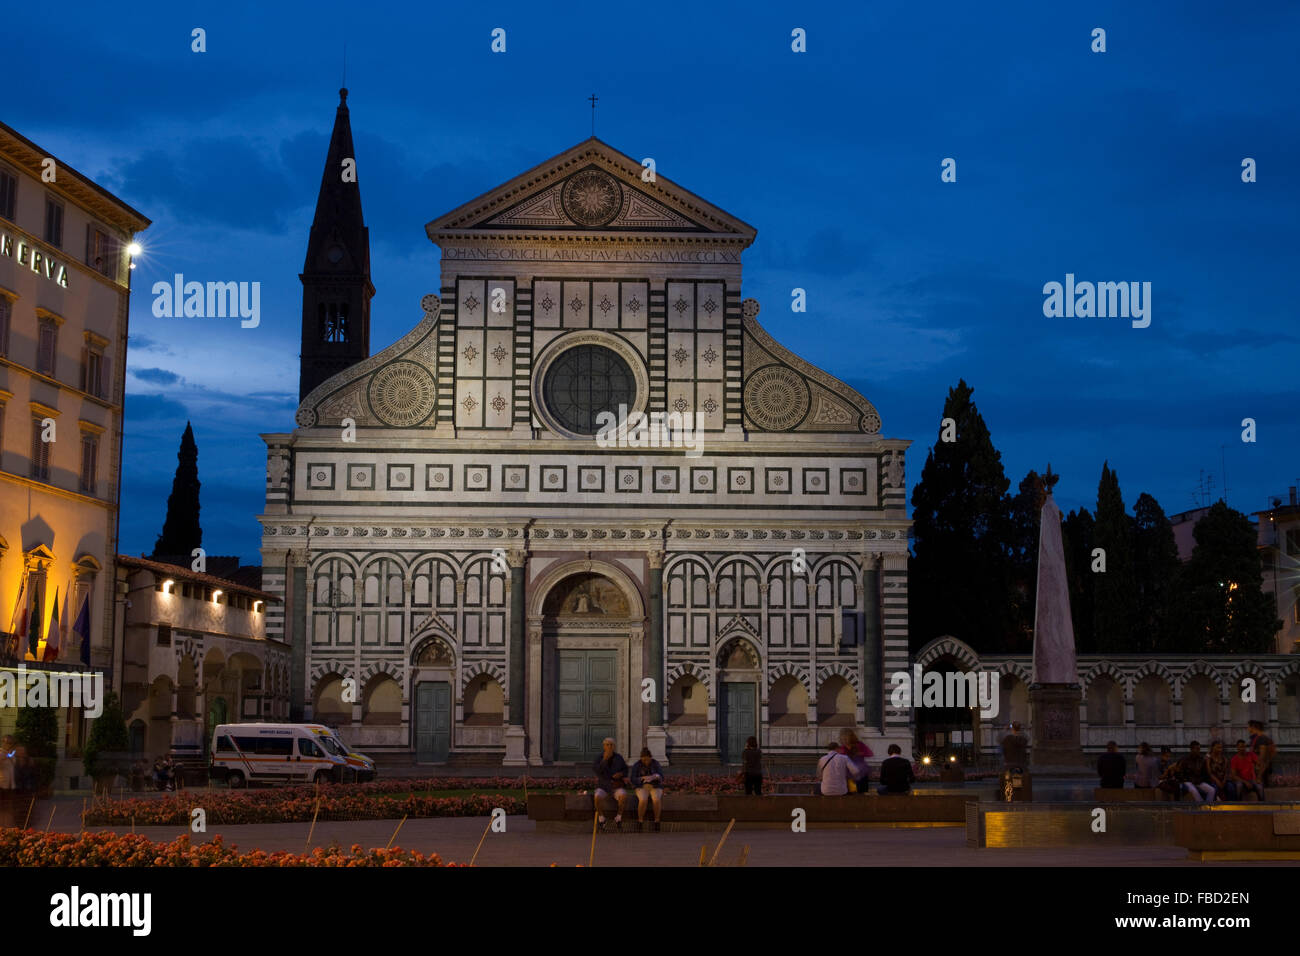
(837, 729, 871, 794)
(628, 747, 665, 831)
(1177, 742, 1216, 803)
(1001, 722, 1028, 769)
(1134, 742, 1161, 789)
(0, 736, 15, 828)
(877, 744, 915, 795)
(591, 737, 629, 831)
(1096, 740, 1126, 789)
(1248, 720, 1276, 788)
(1206, 740, 1229, 801)
(741, 736, 763, 796)
(816, 741, 851, 797)
(1229, 739, 1265, 801)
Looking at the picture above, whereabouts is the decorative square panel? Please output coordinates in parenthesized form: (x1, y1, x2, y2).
(425, 463, 453, 491)
(306, 463, 335, 490)
(621, 281, 648, 329)
(486, 280, 514, 326)
(541, 465, 567, 492)
(653, 467, 680, 494)
(841, 468, 868, 496)
(578, 466, 605, 493)
(765, 467, 793, 495)
(503, 464, 529, 492)
(346, 464, 375, 491)
(386, 463, 414, 491)
(689, 466, 716, 493)
(728, 467, 754, 494)
(464, 464, 492, 491)
(803, 468, 830, 495)
(533, 280, 561, 328)
(615, 466, 642, 493)
(457, 279, 486, 326)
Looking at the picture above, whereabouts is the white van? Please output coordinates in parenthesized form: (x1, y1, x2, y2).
(210, 723, 350, 788)
(306, 725, 377, 782)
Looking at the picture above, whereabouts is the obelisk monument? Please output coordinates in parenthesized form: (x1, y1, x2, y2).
(1028, 489, 1085, 769)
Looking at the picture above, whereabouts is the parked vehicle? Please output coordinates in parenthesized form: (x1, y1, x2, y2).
(307, 725, 377, 782)
(210, 723, 350, 788)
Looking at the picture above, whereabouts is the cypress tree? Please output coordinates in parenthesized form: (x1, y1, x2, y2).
(153, 421, 202, 559)
(909, 380, 1015, 652)
(1007, 466, 1060, 643)
(1061, 507, 1096, 652)
(1180, 501, 1280, 653)
(1092, 462, 1138, 652)
(1132, 492, 1183, 652)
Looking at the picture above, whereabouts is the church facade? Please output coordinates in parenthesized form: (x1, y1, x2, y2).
(258, 91, 912, 765)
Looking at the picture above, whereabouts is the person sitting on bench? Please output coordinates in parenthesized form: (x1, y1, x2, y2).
(1097, 740, 1126, 789)
(877, 744, 915, 794)
(592, 738, 629, 831)
(629, 747, 665, 831)
(1229, 739, 1265, 801)
(817, 741, 851, 796)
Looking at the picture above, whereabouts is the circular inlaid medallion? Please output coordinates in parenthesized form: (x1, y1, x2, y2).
(744, 365, 810, 431)
(561, 169, 622, 227)
(368, 361, 436, 427)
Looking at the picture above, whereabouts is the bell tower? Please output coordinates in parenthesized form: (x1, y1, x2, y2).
(299, 88, 374, 401)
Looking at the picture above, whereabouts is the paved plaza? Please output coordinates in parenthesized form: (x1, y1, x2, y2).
(29, 798, 1295, 867)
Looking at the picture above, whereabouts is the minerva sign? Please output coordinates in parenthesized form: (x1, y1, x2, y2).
(0, 230, 69, 287)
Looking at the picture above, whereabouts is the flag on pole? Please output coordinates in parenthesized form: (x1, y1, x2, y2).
(43, 587, 64, 662)
(5, 573, 25, 658)
(27, 580, 43, 659)
(74, 594, 92, 666)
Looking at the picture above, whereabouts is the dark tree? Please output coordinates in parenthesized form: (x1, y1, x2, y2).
(15, 704, 60, 790)
(1007, 466, 1061, 641)
(1180, 502, 1280, 653)
(153, 421, 202, 559)
(909, 380, 1018, 653)
(84, 691, 131, 784)
(1131, 492, 1183, 652)
(1092, 462, 1138, 652)
(1061, 507, 1096, 652)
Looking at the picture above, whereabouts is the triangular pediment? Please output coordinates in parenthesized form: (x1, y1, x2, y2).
(426, 139, 756, 244)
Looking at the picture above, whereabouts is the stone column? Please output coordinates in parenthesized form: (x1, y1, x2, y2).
(645, 550, 668, 763)
(503, 549, 528, 766)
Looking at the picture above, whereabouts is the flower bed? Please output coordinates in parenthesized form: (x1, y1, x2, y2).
(0, 830, 448, 867)
(83, 790, 524, 827)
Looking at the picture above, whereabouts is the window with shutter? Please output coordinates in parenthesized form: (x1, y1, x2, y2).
(0, 297, 10, 357)
(36, 321, 57, 376)
(86, 227, 119, 281)
(80, 434, 97, 493)
(30, 417, 50, 482)
(45, 198, 64, 248)
(0, 167, 16, 220)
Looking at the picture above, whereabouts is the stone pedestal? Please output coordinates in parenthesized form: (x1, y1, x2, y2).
(1028, 683, 1085, 771)
(502, 725, 528, 766)
(646, 725, 669, 765)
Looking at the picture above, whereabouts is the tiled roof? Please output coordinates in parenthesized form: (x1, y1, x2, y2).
(116, 555, 279, 602)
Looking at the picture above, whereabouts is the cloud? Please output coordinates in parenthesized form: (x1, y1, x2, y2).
(132, 367, 182, 385)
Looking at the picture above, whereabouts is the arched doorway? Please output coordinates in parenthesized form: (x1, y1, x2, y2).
(717, 635, 761, 764)
(530, 564, 645, 764)
(913, 655, 979, 764)
(205, 697, 227, 754)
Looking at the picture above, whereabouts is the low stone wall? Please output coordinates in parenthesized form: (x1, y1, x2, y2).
(527, 792, 972, 829)
(968, 801, 1185, 847)
(1173, 807, 1300, 859)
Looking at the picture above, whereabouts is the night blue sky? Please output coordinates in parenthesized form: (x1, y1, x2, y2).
(10, 1, 1297, 563)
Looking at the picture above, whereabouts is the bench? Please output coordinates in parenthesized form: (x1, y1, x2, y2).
(1173, 806, 1300, 860)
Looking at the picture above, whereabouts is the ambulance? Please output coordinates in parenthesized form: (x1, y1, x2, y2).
(305, 724, 377, 782)
(210, 723, 350, 788)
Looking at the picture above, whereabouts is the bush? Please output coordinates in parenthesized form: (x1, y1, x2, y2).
(83, 692, 130, 785)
